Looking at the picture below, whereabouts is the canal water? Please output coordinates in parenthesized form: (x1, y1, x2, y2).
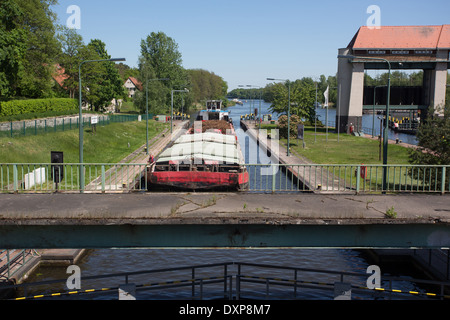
(22, 100, 429, 300)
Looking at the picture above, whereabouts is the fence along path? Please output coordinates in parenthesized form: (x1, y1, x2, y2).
(242, 121, 351, 193)
(0, 114, 140, 138)
(85, 121, 189, 192)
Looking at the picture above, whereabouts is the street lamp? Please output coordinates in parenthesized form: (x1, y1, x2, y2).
(146, 78, 169, 154)
(372, 85, 387, 138)
(171, 88, 189, 134)
(78, 57, 125, 192)
(239, 85, 263, 129)
(337, 54, 391, 192)
(267, 78, 291, 156)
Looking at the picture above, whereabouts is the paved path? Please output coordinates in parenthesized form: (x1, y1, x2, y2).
(85, 121, 189, 192)
(0, 192, 448, 225)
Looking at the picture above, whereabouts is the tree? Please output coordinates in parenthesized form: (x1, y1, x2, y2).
(268, 79, 316, 123)
(14, 0, 60, 98)
(0, 0, 27, 99)
(88, 39, 126, 109)
(56, 26, 84, 98)
(187, 69, 228, 105)
(278, 114, 301, 139)
(0, 0, 59, 99)
(408, 104, 450, 187)
(139, 32, 187, 86)
(136, 32, 190, 114)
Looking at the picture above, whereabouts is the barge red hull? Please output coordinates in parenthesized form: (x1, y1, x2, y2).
(149, 171, 249, 191)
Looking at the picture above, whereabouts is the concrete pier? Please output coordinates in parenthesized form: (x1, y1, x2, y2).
(0, 249, 86, 286)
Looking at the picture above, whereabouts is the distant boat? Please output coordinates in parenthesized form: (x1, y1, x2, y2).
(231, 98, 243, 105)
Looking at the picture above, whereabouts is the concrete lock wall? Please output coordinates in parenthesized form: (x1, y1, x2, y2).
(425, 62, 447, 115)
(337, 48, 364, 134)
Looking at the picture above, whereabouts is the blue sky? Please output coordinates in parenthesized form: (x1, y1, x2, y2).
(52, 0, 450, 90)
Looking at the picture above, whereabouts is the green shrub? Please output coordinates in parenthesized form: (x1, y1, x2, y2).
(277, 114, 301, 139)
(0, 98, 78, 117)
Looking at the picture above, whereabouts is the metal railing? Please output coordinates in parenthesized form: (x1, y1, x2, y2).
(0, 250, 37, 281)
(246, 164, 449, 194)
(0, 114, 143, 138)
(413, 249, 450, 280)
(0, 163, 148, 193)
(4, 261, 450, 300)
(0, 163, 448, 194)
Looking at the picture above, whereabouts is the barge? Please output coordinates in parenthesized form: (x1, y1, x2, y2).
(147, 101, 249, 191)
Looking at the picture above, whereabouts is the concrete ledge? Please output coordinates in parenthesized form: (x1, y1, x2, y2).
(0, 193, 448, 226)
(39, 249, 86, 267)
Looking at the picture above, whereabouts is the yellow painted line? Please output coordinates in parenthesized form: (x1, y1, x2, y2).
(68, 291, 78, 295)
(15, 297, 26, 300)
(33, 295, 44, 299)
(409, 291, 419, 295)
(85, 289, 95, 293)
(426, 292, 436, 297)
(51, 293, 61, 296)
(392, 289, 402, 293)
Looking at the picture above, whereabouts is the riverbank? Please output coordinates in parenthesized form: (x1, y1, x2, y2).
(258, 122, 413, 165)
(0, 119, 168, 164)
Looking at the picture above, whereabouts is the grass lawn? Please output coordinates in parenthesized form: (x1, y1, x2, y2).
(0, 120, 168, 164)
(264, 125, 412, 165)
(119, 101, 140, 114)
(1, 119, 169, 191)
(261, 124, 425, 192)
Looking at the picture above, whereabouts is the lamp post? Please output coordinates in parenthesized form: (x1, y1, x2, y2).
(372, 85, 387, 138)
(337, 54, 391, 192)
(146, 78, 169, 154)
(267, 78, 291, 156)
(314, 82, 318, 143)
(239, 85, 263, 129)
(78, 57, 125, 192)
(171, 88, 189, 135)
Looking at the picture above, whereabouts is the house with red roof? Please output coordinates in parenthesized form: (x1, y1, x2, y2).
(124, 77, 143, 98)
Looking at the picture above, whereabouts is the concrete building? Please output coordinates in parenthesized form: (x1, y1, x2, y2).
(337, 25, 450, 134)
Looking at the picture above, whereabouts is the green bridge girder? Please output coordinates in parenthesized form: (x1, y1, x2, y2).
(1, 223, 449, 249)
